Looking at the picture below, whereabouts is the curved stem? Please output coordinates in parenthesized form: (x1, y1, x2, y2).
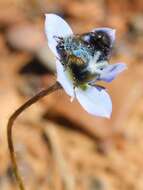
(7, 82, 62, 190)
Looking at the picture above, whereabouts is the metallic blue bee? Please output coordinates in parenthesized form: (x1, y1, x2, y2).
(55, 30, 112, 87)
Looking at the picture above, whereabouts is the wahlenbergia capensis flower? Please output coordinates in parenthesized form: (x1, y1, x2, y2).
(45, 14, 127, 118)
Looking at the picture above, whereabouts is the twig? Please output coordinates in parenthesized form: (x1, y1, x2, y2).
(44, 123, 75, 190)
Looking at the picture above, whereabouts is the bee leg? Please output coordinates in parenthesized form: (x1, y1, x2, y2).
(65, 55, 73, 68)
(72, 78, 78, 100)
(63, 55, 73, 71)
(63, 63, 69, 71)
(73, 78, 78, 88)
(53, 35, 64, 43)
(90, 83, 106, 91)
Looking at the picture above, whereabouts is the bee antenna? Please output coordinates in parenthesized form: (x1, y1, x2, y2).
(53, 35, 63, 42)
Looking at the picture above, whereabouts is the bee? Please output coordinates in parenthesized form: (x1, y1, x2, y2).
(55, 30, 112, 87)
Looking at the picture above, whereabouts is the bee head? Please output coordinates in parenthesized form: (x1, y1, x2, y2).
(81, 30, 114, 58)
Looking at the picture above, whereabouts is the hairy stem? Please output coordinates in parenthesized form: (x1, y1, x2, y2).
(7, 82, 62, 190)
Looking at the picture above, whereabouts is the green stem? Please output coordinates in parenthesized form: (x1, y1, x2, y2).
(7, 82, 62, 190)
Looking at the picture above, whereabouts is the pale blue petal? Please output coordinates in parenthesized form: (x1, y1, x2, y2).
(75, 86, 112, 118)
(99, 63, 127, 82)
(45, 14, 73, 57)
(92, 27, 116, 46)
(56, 60, 74, 97)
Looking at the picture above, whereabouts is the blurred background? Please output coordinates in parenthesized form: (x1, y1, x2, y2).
(0, 0, 143, 189)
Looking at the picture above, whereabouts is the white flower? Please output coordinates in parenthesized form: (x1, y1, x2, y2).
(45, 14, 127, 118)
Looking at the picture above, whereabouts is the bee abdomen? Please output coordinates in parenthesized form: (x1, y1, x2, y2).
(70, 63, 96, 84)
